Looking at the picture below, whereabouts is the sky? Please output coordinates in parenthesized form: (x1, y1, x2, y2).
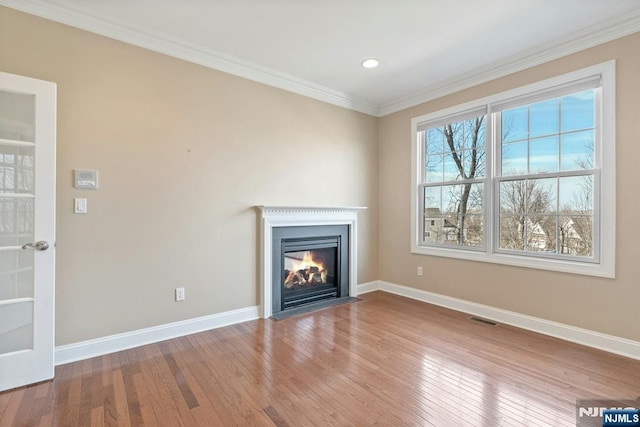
(423, 89, 595, 216)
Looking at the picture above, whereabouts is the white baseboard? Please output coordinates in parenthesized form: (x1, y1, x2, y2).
(357, 281, 640, 360)
(55, 305, 260, 366)
(355, 280, 380, 295)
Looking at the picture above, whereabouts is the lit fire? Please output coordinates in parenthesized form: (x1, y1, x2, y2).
(284, 251, 327, 289)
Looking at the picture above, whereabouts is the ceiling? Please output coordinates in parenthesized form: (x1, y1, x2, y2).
(3, 0, 640, 116)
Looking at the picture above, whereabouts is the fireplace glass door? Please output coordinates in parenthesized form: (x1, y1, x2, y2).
(281, 238, 339, 310)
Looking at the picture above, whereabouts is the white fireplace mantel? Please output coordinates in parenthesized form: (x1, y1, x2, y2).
(257, 206, 366, 318)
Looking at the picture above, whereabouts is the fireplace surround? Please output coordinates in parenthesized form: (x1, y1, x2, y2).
(258, 206, 365, 318)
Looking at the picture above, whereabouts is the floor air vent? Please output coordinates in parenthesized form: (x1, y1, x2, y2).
(469, 316, 499, 327)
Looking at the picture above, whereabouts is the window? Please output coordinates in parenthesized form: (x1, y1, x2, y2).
(411, 62, 615, 278)
(498, 90, 596, 258)
(422, 109, 486, 248)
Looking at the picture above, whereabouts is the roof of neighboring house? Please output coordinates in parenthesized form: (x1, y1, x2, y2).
(443, 219, 457, 229)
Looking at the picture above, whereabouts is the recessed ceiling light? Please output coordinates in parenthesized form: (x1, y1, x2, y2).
(361, 58, 379, 69)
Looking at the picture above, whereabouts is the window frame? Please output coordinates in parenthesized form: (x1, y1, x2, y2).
(418, 113, 488, 251)
(410, 61, 615, 278)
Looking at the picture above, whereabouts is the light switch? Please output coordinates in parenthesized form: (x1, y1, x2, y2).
(74, 198, 87, 214)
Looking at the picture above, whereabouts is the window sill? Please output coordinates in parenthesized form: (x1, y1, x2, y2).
(411, 244, 614, 278)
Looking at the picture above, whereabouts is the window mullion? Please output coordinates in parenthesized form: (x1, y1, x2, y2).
(484, 105, 502, 254)
(497, 169, 598, 181)
(555, 175, 560, 256)
(423, 178, 484, 187)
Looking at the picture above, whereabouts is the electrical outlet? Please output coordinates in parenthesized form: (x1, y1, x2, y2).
(417, 266, 423, 277)
(175, 287, 185, 302)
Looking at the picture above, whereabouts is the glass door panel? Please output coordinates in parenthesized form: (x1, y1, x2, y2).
(0, 197, 35, 246)
(0, 145, 36, 193)
(0, 90, 36, 143)
(0, 250, 34, 299)
(0, 300, 33, 353)
(0, 88, 36, 356)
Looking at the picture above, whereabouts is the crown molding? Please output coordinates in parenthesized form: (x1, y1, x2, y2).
(0, 0, 380, 116)
(379, 9, 640, 116)
(2, 1, 639, 118)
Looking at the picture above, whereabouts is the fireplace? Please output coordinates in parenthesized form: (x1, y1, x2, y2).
(273, 225, 349, 314)
(258, 206, 365, 318)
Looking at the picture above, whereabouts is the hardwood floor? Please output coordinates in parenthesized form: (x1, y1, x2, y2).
(1, 291, 639, 426)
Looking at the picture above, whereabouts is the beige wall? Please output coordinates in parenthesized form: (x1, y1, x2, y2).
(0, 7, 379, 345)
(379, 32, 640, 342)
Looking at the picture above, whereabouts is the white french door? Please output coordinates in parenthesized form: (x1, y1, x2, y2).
(0, 71, 56, 392)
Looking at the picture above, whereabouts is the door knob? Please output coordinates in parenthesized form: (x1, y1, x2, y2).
(21, 241, 50, 251)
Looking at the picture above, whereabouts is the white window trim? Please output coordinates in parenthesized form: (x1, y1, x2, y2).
(410, 61, 615, 278)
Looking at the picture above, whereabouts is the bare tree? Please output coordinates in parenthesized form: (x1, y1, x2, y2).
(499, 180, 554, 251)
(442, 117, 485, 244)
(558, 144, 594, 256)
(559, 176, 593, 256)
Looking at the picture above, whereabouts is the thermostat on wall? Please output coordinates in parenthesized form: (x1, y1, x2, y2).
(74, 169, 98, 189)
